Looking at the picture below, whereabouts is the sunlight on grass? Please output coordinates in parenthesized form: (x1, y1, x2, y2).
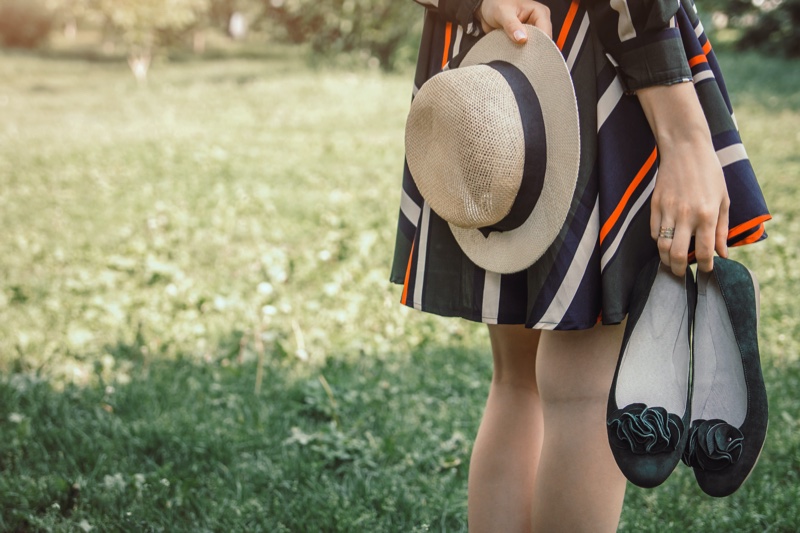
(0, 52, 482, 386)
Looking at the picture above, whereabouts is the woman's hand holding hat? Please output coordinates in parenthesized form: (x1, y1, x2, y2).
(476, 0, 553, 42)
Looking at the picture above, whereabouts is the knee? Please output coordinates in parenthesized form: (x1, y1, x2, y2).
(488, 324, 540, 392)
(535, 326, 624, 408)
(538, 377, 610, 408)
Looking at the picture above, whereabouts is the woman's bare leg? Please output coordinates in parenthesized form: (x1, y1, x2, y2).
(468, 324, 543, 533)
(531, 323, 627, 533)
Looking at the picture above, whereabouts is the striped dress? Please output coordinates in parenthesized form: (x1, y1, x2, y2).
(390, 0, 770, 330)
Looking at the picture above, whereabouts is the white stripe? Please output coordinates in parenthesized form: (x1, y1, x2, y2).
(482, 271, 502, 324)
(731, 112, 739, 130)
(400, 189, 421, 227)
(534, 198, 600, 327)
(414, 0, 439, 7)
(566, 14, 589, 72)
(412, 83, 419, 97)
(413, 203, 431, 310)
(597, 76, 624, 131)
(692, 70, 715, 84)
(454, 25, 464, 55)
(601, 173, 656, 270)
(695, 20, 705, 37)
(717, 143, 748, 168)
(610, 0, 637, 41)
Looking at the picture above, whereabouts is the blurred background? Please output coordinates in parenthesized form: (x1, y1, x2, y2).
(0, 0, 798, 74)
(0, 0, 798, 531)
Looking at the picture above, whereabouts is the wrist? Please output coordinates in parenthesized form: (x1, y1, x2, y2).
(637, 82, 713, 151)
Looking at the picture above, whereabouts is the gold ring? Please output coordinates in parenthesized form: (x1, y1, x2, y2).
(658, 227, 675, 239)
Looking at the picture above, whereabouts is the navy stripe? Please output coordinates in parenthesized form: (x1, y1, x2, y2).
(478, 61, 547, 235)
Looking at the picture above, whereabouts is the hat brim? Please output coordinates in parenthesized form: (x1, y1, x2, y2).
(449, 26, 580, 274)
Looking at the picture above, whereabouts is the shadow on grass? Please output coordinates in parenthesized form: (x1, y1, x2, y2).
(2, 328, 799, 532)
(0, 334, 489, 532)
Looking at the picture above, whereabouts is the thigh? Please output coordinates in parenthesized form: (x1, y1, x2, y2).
(487, 324, 541, 388)
(535, 322, 625, 404)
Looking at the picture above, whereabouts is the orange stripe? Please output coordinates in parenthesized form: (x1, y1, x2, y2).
(441, 23, 453, 69)
(728, 214, 772, 240)
(599, 147, 658, 244)
(688, 54, 708, 68)
(702, 40, 712, 55)
(733, 224, 766, 246)
(400, 240, 415, 305)
(688, 251, 696, 263)
(556, 0, 580, 51)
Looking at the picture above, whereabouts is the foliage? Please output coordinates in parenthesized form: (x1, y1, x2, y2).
(0, 48, 799, 529)
(701, 0, 800, 57)
(262, 0, 424, 70)
(0, 0, 55, 48)
(738, 0, 800, 57)
(91, 0, 211, 53)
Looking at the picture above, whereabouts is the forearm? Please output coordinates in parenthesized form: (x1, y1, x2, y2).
(636, 82, 714, 154)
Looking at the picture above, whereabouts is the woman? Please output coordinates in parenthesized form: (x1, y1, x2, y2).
(390, 0, 770, 530)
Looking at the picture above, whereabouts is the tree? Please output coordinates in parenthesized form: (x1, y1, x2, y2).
(702, 0, 800, 57)
(262, 0, 423, 70)
(0, 0, 55, 48)
(90, 0, 211, 80)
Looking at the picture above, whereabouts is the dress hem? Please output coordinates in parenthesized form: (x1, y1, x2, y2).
(389, 281, 627, 331)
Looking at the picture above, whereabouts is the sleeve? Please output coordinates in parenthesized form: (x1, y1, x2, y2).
(412, 0, 483, 32)
(586, 0, 691, 93)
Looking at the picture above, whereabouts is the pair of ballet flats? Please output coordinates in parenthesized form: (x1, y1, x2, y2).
(607, 256, 768, 497)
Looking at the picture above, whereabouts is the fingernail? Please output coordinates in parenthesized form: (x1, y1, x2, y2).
(513, 30, 526, 42)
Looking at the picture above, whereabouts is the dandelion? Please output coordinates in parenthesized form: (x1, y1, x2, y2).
(257, 282, 274, 296)
(103, 473, 126, 492)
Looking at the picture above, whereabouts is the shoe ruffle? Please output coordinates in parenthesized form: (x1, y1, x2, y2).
(682, 419, 744, 471)
(607, 403, 683, 455)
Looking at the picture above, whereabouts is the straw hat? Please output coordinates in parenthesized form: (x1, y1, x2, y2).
(405, 25, 580, 274)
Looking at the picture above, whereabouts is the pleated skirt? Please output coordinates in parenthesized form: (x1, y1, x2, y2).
(390, 0, 770, 330)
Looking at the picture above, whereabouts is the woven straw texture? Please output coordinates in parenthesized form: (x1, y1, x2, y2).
(405, 67, 525, 229)
(405, 26, 580, 274)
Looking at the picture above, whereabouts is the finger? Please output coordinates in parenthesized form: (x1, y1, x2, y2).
(651, 203, 663, 242)
(496, 8, 528, 43)
(715, 198, 730, 259)
(521, 3, 553, 39)
(668, 224, 692, 276)
(656, 220, 675, 270)
(694, 223, 716, 273)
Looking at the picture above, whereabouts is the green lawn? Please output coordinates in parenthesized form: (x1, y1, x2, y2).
(0, 47, 798, 531)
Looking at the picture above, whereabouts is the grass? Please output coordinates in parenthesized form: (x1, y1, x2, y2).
(0, 45, 798, 531)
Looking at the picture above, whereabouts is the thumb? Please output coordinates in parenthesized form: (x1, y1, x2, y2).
(498, 11, 528, 43)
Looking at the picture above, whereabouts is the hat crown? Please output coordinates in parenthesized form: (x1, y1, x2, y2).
(405, 66, 526, 229)
(404, 26, 580, 274)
